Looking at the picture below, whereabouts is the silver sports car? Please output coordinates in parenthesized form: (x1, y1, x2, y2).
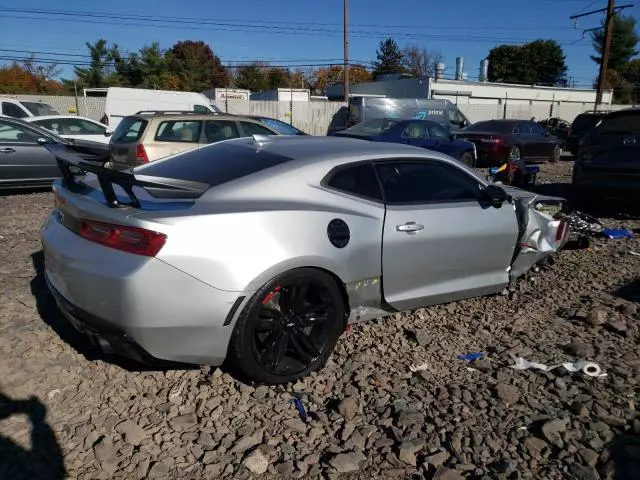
(41, 136, 569, 384)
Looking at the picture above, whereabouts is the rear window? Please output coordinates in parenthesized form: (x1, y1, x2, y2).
(111, 117, 147, 143)
(135, 141, 294, 188)
(596, 112, 640, 136)
(259, 118, 304, 135)
(463, 121, 514, 133)
(20, 102, 59, 116)
(571, 114, 604, 133)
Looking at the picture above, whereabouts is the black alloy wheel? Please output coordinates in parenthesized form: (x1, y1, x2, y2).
(229, 268, 344, 384)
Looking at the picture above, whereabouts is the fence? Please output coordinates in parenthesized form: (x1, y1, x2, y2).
(3, 94, 637, 135)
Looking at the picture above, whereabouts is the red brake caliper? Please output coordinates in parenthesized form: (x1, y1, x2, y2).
(261, 285, 282, 305)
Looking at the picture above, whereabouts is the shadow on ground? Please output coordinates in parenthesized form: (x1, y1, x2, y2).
(613, 278, 640, 303)
(29, 250, 201, 374)
(0, 392, 66, 480)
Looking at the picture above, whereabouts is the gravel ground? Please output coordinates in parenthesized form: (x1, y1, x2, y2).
(1, 160, 639, 480)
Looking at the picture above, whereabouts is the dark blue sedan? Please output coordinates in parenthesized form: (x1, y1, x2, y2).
(331, 118, 477, 167)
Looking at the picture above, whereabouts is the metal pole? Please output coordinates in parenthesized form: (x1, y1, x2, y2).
(343, 0, 349, 103)
(73, 81, 79, 116)
(596, 0, 615, 107)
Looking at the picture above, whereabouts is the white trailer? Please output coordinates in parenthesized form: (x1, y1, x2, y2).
(250, 88, 311, 102)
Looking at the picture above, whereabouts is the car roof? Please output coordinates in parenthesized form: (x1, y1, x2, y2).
(133, 112, 238, 121)
(603, 107, 640, 118)
(24, 115, 98, 122)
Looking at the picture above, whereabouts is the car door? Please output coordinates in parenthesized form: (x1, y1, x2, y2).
(424, 122, 457, 156)
(59, 118, 110, 144)
(376, 159, 519, 311)
(400, 122, 432, 149)
(148, 119, 204, 160)
(513, 122, 536, 159)
(0, 119, 58, 184)
(202, 120, 241, 144)
(529, 121, 556, 158)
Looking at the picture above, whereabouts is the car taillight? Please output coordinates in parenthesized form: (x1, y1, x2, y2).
(136, 144, 149, 164)
(555, 219, 569, 243)
(79, 220, 166, 257)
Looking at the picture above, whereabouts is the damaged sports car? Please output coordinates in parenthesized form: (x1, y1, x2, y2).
(40, 136, 569, 384)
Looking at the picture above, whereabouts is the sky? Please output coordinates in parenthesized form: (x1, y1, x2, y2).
(0, 0, 638, 89)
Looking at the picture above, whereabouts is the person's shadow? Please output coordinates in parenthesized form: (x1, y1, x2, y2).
(0, 392, 67, 479)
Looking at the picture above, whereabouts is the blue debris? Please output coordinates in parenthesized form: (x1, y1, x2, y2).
(457, 352, 485, 362)
(291, 397, 307, 419)
(601, 227, 634, 240)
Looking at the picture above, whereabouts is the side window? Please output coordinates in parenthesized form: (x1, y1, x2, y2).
(325, 163, 383, 201)
(240, 121, 276, 137)
(203, 121, 240, 143)
(33, 120, 59, 134)
(447, 108, 467, 127)
(155, 120, 202, 143)
(375, 161, 481, 205)
(426, 123, 449, 139)
(62, 118, 106, 134)
(401, 123, 426, 139)
(516, 123, 533, 135)
(0, 120, 40, 142)
(193, 104, 210, 114)
(2, 102, 28, 119)
(529, 122, 546, 136)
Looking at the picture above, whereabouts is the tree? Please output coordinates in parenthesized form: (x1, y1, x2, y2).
(309, 64, 372, 93)
(0, 59, 63, 94)
(168, 40, 229, 91)
(138, 43, 170, 89)
(372, 38, 405, 79)
(402, 45, 443, 77)
(622, 59, 640, 104)
(591, 14, 639, 72)
(234, 63, 268, 91)
(487, 40, 568, 86)
(265, 67, 293, 89)
(74, 39, 118, 88)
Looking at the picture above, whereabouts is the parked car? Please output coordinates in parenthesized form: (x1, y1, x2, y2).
(245, 116, 308, 135)
(573, 107, 640, 206)
(566, 111, 611, 156)
(458, 119, 561, 166)
(41, 135, 568, 384)
(330, 118, 477, 166)
(107, 112, 280, 170)
(0, 116, 108, 190)
(0, 98, 59, 118)
(24, 115, 113, 144)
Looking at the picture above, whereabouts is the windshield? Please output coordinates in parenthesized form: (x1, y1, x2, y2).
(20, 102, 59, 116)
(259, 118, 306, 135)
(341, 118, 399, 136)
(571, 114, 604, 133)
(596, 112, 640, 136)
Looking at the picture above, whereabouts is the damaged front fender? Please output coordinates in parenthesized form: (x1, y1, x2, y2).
(502, 186, 569, 279)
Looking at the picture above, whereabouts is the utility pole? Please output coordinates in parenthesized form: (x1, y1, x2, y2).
(343, 0, 349, 103)
(569, 1, 634, 108)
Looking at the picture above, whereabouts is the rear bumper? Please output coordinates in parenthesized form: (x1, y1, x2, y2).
(41, 211, 246, 366)
(466, 142, 509, 167)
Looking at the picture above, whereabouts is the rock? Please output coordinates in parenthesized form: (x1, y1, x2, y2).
(586, 309, 607, 326)
(93, 437, 119, 475)
(329, 451, 366, 473)
(202, 451, 217, 464)
(620, 303, 637, 316)
(564, 341, 593, 358)
(116, 420, 147, 446)
(147, 461, 170, 479)
(276, 461, 295, 476)
(414, 330, 430, 347)
(570, 401, 589, 418)
(579, 448, 599, 467)
(541, 418, 568, 447)
(243, 449, 270, 475)
(232, 431, 264, 453)
(608, 319, 628, 334)
(569, 463, 601, 480)
(398, 441, 424, 466)
(169, 414, 197, 431)
(396, 411, 425, 427)
(496, 383, 520, 405)
(197, 432, 216, 450)
(338, 397, 360, 420)
(432, 466, 466, 480)
(283, 418, 307, 434)
(524, 437, 548, 459)
(424, 450, 450, 467)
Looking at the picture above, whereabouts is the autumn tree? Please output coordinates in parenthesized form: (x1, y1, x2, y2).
(0, 59, 63, 94)
(310, 64, 372, 93)
(168, 40, 229, 91)
(402, 45, 443, 77)
(372, 38, 405, 79)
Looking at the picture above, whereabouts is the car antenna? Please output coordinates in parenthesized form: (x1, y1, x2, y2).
(251, 134, 272, 147)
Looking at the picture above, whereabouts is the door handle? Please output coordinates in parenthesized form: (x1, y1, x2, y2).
(396, 222, 424, 232)
(0, 148, 15, 154)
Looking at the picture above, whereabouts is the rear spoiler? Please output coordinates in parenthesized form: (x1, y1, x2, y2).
(45, 143, 210, 208)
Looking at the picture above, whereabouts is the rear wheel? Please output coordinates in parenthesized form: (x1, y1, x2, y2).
(228, 268, 345, 384)
(460, 152, 476, 168)
(549, 145, 561, 163)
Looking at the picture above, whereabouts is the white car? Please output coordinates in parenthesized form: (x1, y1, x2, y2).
(24, 115, 113, 144)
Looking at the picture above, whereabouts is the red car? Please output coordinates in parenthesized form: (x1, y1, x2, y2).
(458, 119, 562, 166)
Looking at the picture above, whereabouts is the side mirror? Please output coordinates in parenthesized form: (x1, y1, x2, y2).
(104, 131, 113, 137)
(484, 184, 508, 208)
(37, 137, 53, 145)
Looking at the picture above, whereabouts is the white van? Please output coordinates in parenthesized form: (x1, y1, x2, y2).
(0, 98, 59, 118)
(96, 87, 224, 130)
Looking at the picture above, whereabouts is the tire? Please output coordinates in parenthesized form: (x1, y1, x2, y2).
(228, 268, 345, 385)
(460, 152, 476, 168)
(549, 145, 560, 163)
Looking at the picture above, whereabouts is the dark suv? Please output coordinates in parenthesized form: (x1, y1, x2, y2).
(566, 111, 610, 156)
(573, 108, 640, 206)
